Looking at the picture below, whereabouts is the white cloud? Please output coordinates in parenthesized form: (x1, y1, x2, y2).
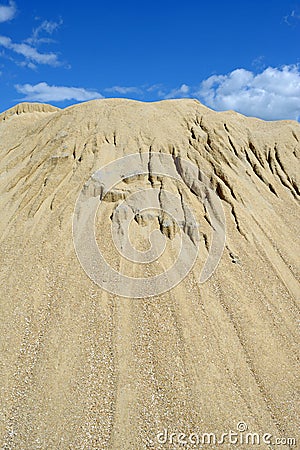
(284, 10, 300, 25)
(15, 82, 103, 102)
(252, 55, 266, 71)
(105, 83, 169, 98)
(0, 1, 16, 23)
(196, 65, 300, 121)
(105, 85, 143, 95)
(0, 35, 60, 66)
(146, 83, 164, 92)
(26, 19, 63, 45)
(18, 60, 37, 70)
(164, 83, 190, 99)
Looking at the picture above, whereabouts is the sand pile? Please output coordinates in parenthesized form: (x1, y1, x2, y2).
(0, 99, 299, 449)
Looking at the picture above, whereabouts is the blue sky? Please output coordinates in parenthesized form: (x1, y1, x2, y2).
(0, 0, 300, 120)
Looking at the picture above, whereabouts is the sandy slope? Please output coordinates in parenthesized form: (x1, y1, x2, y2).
(0, 99, 299, 449)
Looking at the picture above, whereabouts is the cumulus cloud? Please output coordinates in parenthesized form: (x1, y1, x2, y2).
(164, 83, 190, 99)
(0, 1, 16, 23)
(105, 86, 143, 95)
(196, 65, 300, 121)
(0, 35, 60, 66)
(15, 82, 103, 102)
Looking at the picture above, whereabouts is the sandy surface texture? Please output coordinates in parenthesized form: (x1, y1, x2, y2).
(0, 99, 299, 449)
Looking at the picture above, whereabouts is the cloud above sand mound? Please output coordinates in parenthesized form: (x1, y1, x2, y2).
(15, 82, 103, 102)
(196, 65, 300, 121)
(0, 1, 16, 23)
(10, 65, 300, 121)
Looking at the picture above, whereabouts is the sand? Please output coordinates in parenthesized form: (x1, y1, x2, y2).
(0, 99, 299, 449)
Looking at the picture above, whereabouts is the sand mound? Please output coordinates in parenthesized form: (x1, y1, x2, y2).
(0, 98, 299, 449)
